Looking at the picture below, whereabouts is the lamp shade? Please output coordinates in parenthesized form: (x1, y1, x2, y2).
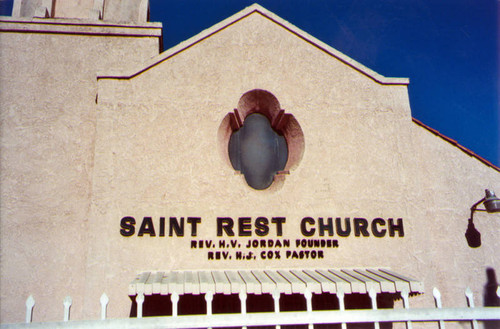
(484, 189, 500, 213)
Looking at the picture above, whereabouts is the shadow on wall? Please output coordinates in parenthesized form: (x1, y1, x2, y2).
(484, 267, 500, 329)
(465, 218, 481, 248)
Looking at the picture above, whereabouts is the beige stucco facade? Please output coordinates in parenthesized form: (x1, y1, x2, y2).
(1, 1, 499, 325)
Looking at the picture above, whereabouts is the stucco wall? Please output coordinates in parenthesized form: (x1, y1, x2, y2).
(89, 11, 500, 320)
(13, 0, 147, 22)
(0, 6, 499, 325)
(0, 20, 160, 322)
(406, 123, 500, 306)
(53, 0, 94, 19)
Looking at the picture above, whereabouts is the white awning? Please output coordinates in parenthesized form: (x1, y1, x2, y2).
(129, 268, 424, 296)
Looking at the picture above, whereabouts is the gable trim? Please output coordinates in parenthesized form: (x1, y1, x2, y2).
(412, 118, 500, 172)
(97, 4, 409, 85)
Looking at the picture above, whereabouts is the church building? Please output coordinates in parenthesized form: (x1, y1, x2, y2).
(0, 0, 499, 327)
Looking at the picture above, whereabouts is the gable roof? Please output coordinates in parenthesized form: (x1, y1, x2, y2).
(97, 3, 409, 85)
(95, 4, 499, 173)
(412, 118, 500, 172)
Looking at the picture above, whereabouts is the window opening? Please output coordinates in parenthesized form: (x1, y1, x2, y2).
(217, 89, 305, 191)
(228, 113, 288, 190)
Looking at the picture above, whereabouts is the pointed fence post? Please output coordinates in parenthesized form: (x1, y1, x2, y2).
(400, 288, 412, 329)
(136, 293, 145, 319)
(239, 291, 247, 314)
(205, 291, 213, 315)
(63, 296, 72, 322)
(25, 295, 35, 323)
(205, 291, 214, 329)
(433, 288, 445, 329)
(171, 292, 179, 317)
(337, 289, 346, 329)
(239, 291, 247, 329)
(304, 289, 313, 329)
(465, 288, 478, 329)
(100, 293, 109, 320)
(368, 288, 380, 329)
(272, 289, 281, 329)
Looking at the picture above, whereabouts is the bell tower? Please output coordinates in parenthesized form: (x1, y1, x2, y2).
(12, 0, 149, 22)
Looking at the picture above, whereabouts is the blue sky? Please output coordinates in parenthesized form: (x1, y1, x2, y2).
(1, 0, 498, 167)
(149, 0, 499, 167)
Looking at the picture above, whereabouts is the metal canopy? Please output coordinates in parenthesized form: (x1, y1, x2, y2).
(129, 268, 424, 296)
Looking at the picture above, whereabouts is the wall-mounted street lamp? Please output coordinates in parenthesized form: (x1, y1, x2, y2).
(470, 189, 500, 218)
(466, 189, 500, 248)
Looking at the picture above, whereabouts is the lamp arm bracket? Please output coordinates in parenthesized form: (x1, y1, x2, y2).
(470, 197, 486, 221)
(470, 197, 486, 212)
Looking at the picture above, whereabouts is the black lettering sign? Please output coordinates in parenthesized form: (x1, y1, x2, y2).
(336, 217, 351, 237)
(169, 217, 184, 237)
(255, 217, 269, 236)
(319, 217, 334, 236)
(187, 217, 201, 237)
(217, 217, 235, 236)
(238, 217, 252, 236)
(271, 217, 286, 236)
(138, 217, 156, 236)
(354, 218, 369, 237)
(388, 218, 404, 237)
(371, 218, 386, 237)
(159, 217, 165, 237)
(300, 217, 315, 236)
(120, 216, 136, 237)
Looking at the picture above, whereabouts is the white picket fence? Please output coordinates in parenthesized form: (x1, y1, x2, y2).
(1, 287, 499, 329)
